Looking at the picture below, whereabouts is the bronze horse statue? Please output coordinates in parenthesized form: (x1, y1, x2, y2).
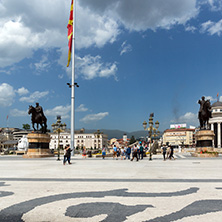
(28, 105, 47, 133)
(198, 99, 211, 129)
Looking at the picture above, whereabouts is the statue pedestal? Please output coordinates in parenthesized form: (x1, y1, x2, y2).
(195, 129, 214, 147)
(192, 130, 218, 157)
(23, 133, 54, 158)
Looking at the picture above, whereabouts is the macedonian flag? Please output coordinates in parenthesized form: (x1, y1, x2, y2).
(67, 0, 73, 67)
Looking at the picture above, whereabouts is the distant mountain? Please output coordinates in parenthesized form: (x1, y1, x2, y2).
(82, 129, 162, 140)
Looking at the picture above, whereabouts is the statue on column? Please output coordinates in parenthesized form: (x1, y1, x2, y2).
(198, 96, 212, 129)
(28, 102, 47, 133)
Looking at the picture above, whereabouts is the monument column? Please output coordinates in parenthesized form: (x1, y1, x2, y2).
(218, 122, 221, 148)
(211, 123, 214, 131)
(211, 123, 215, 147)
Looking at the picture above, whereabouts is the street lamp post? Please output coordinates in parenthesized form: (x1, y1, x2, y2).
(143, 113, 160, 160)
(52, 116, 66, 161)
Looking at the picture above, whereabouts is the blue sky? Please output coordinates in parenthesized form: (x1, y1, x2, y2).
(1, 0, 222, 132)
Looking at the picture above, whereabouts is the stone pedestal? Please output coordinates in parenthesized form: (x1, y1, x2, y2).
(195, 130, 215, 148)
(23, 133, 54, 158)
(192, 130, 218, 157)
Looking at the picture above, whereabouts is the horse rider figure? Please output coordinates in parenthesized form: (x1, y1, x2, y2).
(35, 102, 44, 118)
(198, 96, 211, 129)
(198, 96, 206, 118)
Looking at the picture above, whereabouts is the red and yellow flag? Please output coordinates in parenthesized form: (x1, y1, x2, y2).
(67, 0, 73, 67)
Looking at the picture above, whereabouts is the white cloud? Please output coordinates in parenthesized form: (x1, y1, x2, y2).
(80, 0, 199, 31)
(16, 87, 29, 96)
(76, 104, 88, 112)
(45, 105, 71, 119)
(80, 112, 109, 123)
(0, 18, 44, 67)
(33, 54, 51, 73)
(206, 0, 222, 11)
(171, 112, 198, 126)
(10, 108, 27, 117)
(0, 0, 200, 68)
(0, 83, 15, 106)
(0, 0, 120, 68)
(201, 19, 222, 36)
(76, 55, 118, 80)
(120, 41, 132, 56)
(19, 91, 49, 103)
(58, 74, 64, 79)
(76, 4, 120, 49)
(185, 25, 196, 32)
(205, 96, 217, 102)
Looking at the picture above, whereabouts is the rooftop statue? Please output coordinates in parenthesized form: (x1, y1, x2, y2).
(198, 96, 212, 130)
(28, 103, 47, 133)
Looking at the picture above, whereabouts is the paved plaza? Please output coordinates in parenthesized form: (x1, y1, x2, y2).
(0, 153, 222, 221)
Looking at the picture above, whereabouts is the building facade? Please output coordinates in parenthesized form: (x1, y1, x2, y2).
(163, 128, 195, 147)
(209, 101, 222, 148)
(49, 129, 108, 150)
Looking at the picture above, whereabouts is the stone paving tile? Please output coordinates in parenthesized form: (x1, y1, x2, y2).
(0, 155, 222, 221)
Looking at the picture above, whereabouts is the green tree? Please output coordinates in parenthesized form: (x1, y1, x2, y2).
(22, 124, 30, 130)
(129, 135, 136, 144)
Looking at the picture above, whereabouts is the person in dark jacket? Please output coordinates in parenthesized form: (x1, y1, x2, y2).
(63, 145, 72, 165)
(169, 145, 175, 160)
(126, 146, 131, 159)
(161, 145, 167, 161)
(139, 143, 144, 159)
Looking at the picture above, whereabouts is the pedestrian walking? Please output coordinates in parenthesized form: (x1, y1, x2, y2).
(161, 145, 167, 161)
(169, 145, 175, 160)
(139, 142, 144, 159)
(131, 145, 139, 161)
(102, 145, 106, 159)
(166, 146, 171, 159)
(117, 147, 120, 157)
(63, 145, 72, 165)
(113, 145, 117, 159)
(121, 146, 125, 160)
(126, 146, 131, 159)
(82, 148, 87, 159)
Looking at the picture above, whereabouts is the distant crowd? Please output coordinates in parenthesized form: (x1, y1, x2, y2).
(64, 143, 176, 165)
(100, 143, 175, 161)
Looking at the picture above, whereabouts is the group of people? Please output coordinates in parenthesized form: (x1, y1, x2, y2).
(161, 145, 175, 160)
(63, 143, 175, 163)
(111, 143, 175, 161)
(112, 143, 147, 161)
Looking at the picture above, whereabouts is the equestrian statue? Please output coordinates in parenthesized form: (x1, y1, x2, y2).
(28, 103, 47, 133)
(198, 96, 212, 130)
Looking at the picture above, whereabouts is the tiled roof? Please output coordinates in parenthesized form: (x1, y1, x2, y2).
(164, 128, 195, 132)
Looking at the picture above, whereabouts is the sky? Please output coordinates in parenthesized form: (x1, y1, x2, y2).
(1, 0, 222, 133)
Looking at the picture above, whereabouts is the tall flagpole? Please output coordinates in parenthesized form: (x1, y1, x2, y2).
(71, 0, 76, 155)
